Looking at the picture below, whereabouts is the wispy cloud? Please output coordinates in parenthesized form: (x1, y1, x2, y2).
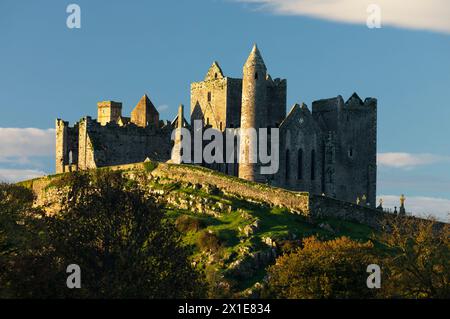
(157, 104, 169, 112)
(238, 0, 450, 34)
(0, 128, 54, 182)
(377, 152, 450, 169)
(378, 195, 450, 222)
(0, 128, 55, 163)
(0, 169, 47, 183)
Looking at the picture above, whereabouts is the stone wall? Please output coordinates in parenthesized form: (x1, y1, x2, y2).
(152, 164, 310, 216)
(24, 162, 447, 231)
(309, 194, 388, 229)
(82, 117, 172, 168)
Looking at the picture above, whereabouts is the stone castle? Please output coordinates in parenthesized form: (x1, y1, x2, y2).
(56, 45, 377, 206)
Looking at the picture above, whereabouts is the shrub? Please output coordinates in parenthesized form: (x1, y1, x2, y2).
(265, 236, 378, 299)
(197, 230, 222, 252)
(175, 215, 203, 233)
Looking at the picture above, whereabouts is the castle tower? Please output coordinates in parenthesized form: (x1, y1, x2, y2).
(55, 119, 68, 173)
(239, 44, 268, 182)
(97, 101, 122, 126)
(171, 104, 185, 164)
(131, 94, 159, 128)
(190, 61, 243, 130)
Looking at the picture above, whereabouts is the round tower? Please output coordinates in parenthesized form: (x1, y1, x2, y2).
(239, 44, 267, 182)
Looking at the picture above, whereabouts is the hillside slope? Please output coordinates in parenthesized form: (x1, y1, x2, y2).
(20, 162, 378, 297)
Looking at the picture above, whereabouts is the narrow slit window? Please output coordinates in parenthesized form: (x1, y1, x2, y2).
(297, 148, 303, 180)
(311, 149, 316, 181)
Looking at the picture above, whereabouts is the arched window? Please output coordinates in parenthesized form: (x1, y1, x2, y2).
(207, 92, 211, 102)
(311, 149, 316, 181)
(297, 149, 303, 180)
(285, 149, 290, 181)
(214, 73, 218, 79)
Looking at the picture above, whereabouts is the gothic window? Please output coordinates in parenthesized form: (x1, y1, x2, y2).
(285, 149, 290, 181)
(311, 149, 316, 181)
(297, 149, 303, 180)
(207, 92, 211, 102)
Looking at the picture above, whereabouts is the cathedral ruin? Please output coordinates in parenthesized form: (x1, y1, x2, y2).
(56, 45, 377, 206)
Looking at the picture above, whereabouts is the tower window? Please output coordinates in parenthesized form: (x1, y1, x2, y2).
(285, 149, 290, 181)
(311, 149, 316, 181)
(255, 72, 258, 80)
(207, 92, 211, 102)
(214, 73, 218, 79)
(297, 148, 303, 180)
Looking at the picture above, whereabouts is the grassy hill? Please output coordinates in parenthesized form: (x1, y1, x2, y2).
(19, 161, 379, 297)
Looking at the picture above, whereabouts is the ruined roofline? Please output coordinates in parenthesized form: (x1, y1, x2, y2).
(312, 93, 376, 112)
(278, 102, 311, 128)
(59, 115, 171, 131)
(344, 92, 377, 108)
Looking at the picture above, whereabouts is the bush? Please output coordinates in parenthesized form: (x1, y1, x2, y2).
(197, 230, 222, 252)
(265, 236, 378, 299)
(378, 216, 450, 298)
(175, 215, 203, 233)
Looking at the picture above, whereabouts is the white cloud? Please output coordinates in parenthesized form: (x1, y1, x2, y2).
(0, 128, 55, 163)
(157, 104, 169, 112)
(0, 169, 47, 183)
(238, 0, 450, 34)
(378, 195, 450, 222)
(377, 152, 449, 169)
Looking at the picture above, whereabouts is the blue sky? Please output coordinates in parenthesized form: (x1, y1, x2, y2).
(0, 0, 449, 219)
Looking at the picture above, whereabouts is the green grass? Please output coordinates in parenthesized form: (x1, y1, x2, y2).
(143, 160, 158, 173)
(20, 162, 381, 295)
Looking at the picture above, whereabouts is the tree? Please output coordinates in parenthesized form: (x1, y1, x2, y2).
(378, 215, 449, 298)
(265, 236, 378, 299)
(3, 171, 206, 298)
(0, 183, 41, 297)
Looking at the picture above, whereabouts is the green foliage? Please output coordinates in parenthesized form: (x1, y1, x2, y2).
(143, 160, 158, 173)
(377, 216, 450, 298)
(175, 215, 204, 233)
(264, 236, 378, 299)
(7, 165, 449, 299)
(0, 183, 41, 298)
(197, 230, 222, 253)
(1, 171, 206, 298)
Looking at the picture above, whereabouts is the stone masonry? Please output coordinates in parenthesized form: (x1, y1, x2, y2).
(56, 44, 377, 207)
